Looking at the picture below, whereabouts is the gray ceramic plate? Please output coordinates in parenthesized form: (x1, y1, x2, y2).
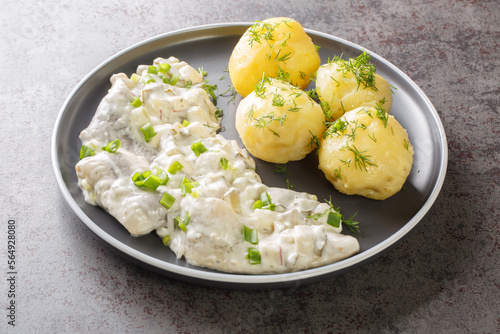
(52, 23, 447, 289)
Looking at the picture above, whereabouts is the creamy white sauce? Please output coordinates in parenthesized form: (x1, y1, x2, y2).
(75, 57, 359, 274)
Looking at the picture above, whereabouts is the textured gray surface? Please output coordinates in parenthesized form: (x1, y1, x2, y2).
(1, 0, 499, 333)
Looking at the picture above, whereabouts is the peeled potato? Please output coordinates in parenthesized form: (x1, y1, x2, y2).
(316, 53, 393, 121)
(229, 17, 321, 97)
(318, 106, 413, 200)
(235, 78, 325, 163)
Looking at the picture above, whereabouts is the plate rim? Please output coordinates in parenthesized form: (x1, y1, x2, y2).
(51, 22, 448, 287)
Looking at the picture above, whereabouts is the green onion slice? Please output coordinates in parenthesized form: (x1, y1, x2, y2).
(243, 225, 258, 244)
(142, 74, 155, 84)
(147, 65, 158, 74)
(168, 161, 184, 174)
(130, 97, 143, 107)
(191, 140, 208, 157)
(175, 212, 190, 232)
(162, 73, 179, 85)
(79, 145, 95, 159)
(132, 171, 150, 186)
(155, 167, 169, 185)
(142, 175, 162, 190)
(132, 171, 162, 191)
(159, 63, 171, 74)
(182, 119, 191, 127)
(246, 248, 261, 265)
(102, 139, 121, 153)
(327, 211, 342, 228)
(160, 192, 176, 209)
(220, 157, 229, 170)
(161, 235, 171, 246)
(181, 177, 199, 196)
(141, 123, 157, 143)
(252, 192, 275, 211)
(130, 73, 140, 82)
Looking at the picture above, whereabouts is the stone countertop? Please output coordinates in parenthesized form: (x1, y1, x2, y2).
(1, 0, 499, 333)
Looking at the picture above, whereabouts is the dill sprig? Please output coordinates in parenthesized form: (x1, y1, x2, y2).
(307, 196, 361, 233)
(334, 50, 378, 92)
(340, 144, 377, 171)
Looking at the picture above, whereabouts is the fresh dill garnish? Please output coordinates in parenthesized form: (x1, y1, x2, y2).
(214, 108, 223, 119)
(374, 98, 389, 128)
(306, 87, 320, 101)
(272, 93, 285, 107)
(334, 167, 342, 180)
(202, 82, 218, 105)
(334, 50, 378, 91)
(403, 139, 410, 150)
(254, 74, 270, 98)
(281, 32, 291, 47)
(198, 67, 207, 77)
(368, 132, 377, 142)
(308, 130, 321, 153)
(274, 49, 292, 62)
(275, 66, 291, 83)
(320, 100, 333, 119)
(285, 179, 295, 189)
(323, 118, 348, 138)
(273, 164, 290, 174)
(220, 85, 237, 104)
(307, 196, 361, 233)
(247, 20, 277, 47)
(340, 144, 377, 171)
(287, 100, 301, 113)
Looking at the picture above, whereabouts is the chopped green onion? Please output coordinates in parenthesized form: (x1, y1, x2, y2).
(161, 235, 171, 246)
(252, 200, 263, 210)
(327, 211, 343, 228)
(102, 139, 121, 153)
(130, 97, 143, 107)
(130, 73, 141, 82)
(142, 74, 155, 84)
(198, 67, 207, 77)
(181, 177, 199, 196)
(191, 140, 208, 157)
(220, 157, 236, 171)
(159, 63, 171, 74)
(162, 73, 179, 85)
(142, 175, 162, 190)
(182, 119, 191, 127)
(168, 161, 183, 174)
(252, 192, 275, 211)
(132, 170, 150, 186)
(141, 123, 157, 143)
(80, 145, 95, 159)
(155, 167, 169, 185)
(246, 247, 261, 265)
(175, 212, 190, 232)
(243, 225, 258, 244)
(220, 157, 229, 170)
(147, 65, 158, 74)
(132, 171, 162, 191)
(160, 192, 176, 209)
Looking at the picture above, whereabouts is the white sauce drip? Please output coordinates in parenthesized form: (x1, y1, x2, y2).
(75, 57, 359, 274)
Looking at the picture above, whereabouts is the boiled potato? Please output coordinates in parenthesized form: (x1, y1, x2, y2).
(316, 52, 393, 121)
(229, 17, 321, 97)
(235, 78, 325, 163)
(318, 106, 413, 200)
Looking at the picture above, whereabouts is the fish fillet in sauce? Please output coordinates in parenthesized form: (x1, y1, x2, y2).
(75, 57, 359, 274)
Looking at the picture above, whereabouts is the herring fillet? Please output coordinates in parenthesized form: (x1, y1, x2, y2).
(75, 56, 360, 274)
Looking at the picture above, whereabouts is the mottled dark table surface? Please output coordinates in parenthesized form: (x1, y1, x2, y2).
(1, 0, 499, 333)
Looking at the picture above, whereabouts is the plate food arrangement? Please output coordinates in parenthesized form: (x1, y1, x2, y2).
(52, 19, 447, 288)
